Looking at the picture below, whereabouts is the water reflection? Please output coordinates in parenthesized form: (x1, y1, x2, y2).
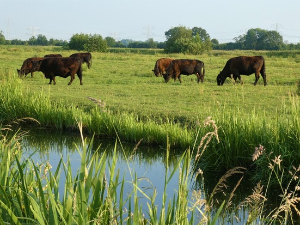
(18, 127, 292, 224)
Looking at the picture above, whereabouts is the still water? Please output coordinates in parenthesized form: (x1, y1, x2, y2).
(19, 127, 264, 224)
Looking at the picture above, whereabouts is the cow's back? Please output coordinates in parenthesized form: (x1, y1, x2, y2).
(40, 57, 82, 76)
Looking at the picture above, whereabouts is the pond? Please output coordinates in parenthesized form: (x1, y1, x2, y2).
(19, 126, 284, 224)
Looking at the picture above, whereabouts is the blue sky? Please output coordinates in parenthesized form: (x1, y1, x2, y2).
(1, 0, 300, 43)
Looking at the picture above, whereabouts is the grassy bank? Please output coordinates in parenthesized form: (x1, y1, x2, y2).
(1, 46, 300, 173)
(1, 121, 299, 224)
(1, 71, 300, 175)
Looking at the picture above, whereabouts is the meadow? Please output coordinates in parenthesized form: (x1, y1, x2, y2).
(1, 46, 300, 170)
(1, 46, 300, 223)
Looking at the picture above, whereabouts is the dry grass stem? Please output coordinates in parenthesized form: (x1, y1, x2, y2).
(252, 144, 265, 161)
(86, 96, 106, 108)
(195, 116, 219, 161)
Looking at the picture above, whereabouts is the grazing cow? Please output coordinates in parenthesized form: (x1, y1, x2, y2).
(163, 59, 205, 83)
(31, 57, 83, 85)
(17, 57, 45, 77)
(70, 52, 92, 69)
(216, 56, 267, 86)
(152, 58, 173, 77)
(44, 54, 63, 57)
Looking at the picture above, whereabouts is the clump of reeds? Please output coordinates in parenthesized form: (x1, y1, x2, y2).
(240, 145, 300, 224)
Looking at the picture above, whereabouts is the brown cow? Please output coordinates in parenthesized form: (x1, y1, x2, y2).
(70, 52, 92, 69)
(31, 57, 83, 85)
(163, 59, 205, 83)
(152, 58, 173, 77)
(17, 57, 45, 77)
(44, 54, 63, 57)
(216, 56, 267, 86)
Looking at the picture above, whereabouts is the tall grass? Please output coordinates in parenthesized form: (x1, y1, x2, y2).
(1, 118, 299, 224)
(0, 121, 216, 224)
(1, 71, 300, 177)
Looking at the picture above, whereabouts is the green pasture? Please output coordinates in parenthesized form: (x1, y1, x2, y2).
(1, 45, 300, 174)
(2, 45, 300, 122)
(1, 46, 300, 224)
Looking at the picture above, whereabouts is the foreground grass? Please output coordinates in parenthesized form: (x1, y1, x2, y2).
(1, 120, 299, 224)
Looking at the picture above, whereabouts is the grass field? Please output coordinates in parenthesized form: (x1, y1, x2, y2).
(2, 46, 299, 121)
(1, 46, 300, 172)
(1, 46, 300, 224)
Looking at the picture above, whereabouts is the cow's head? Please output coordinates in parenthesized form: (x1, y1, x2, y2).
(152, 69, 160, 77)
(216, 72, 226, 85)
(17, 69, 24, 76)
(163, 73, 171, 83)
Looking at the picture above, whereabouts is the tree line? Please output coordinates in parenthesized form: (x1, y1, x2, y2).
(1, 26, 300, 53)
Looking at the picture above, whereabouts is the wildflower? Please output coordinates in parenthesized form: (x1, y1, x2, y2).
(268, 163, 274, 170)
(272, 155, 282, 170)
(252, 145, 265, 161)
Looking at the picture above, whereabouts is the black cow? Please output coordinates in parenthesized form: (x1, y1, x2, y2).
(17, 57, 45, 77)
(163, 59, 205, 83)
(217, 56, 267, 86)
(152, 58, 173, 77)
(44, 54, 63, 57)
(32, 57, 83, 85)
(70, 52, 92, 69)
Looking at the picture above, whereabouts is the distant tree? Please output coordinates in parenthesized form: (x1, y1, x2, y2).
(69, 33, 89, 50)
(115, 41, 125, 48)
(28, 36, 37, 45)
(192, 27, 210, 42)
(83, 34, 107, 52)
(157, 41, 166, 49)
(121, 39, 133, 47)
(10, 39, 26, 45)
(146, 38, 157, 48)
(36, 34, 48, 46)
(211, 39, 219, 45)
(164, 26, 211, 54)
(48, 38, 68, 46)
(0, 31, 5, 45)
(165, 26, 192, 53)
(234, 28, 284, 50)
(105, 36, 117, 47)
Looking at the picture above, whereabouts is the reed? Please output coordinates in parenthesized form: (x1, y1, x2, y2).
(1, 117, 300, 224)
(0, 122, 214, 224)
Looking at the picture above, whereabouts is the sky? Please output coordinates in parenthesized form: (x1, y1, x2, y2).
(1, 0, 300, 44)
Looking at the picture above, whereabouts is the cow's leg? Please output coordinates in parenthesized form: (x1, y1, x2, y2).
(233, 72, 242, 84)
(31, 72, 34, 78)
(254, 71, 260, 86)
(178, 75, 182, 83)
(176, 73, 182, 83)
(68, 75, 75, 85)
(77, 70, 83, 85)
(52, 76, 56, 85)
(196, 73, 200, 83)
(261, 70, 267, 86)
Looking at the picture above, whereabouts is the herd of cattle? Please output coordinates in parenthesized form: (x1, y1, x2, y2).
(153, 56, 267, 86)
(17, 52, 92, 85)
(17, 53, 267, 86)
